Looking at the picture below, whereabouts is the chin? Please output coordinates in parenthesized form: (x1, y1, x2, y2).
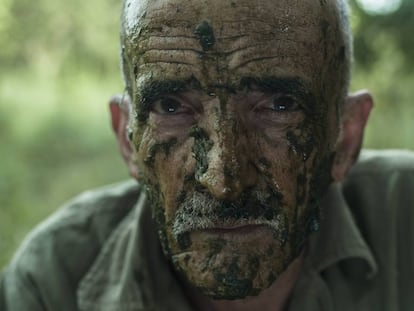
(169, 228, 296, 300)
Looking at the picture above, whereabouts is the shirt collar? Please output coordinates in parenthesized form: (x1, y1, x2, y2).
(306, 182, 378, 278)
(77, 191, 193, 311)
(288, 182, 378, 311)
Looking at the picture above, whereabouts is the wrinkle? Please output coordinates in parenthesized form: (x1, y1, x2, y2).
(231, 56, 286, 71)
(141, 48, 201, 55)
(229, 40, 319, 71)
(138, 50, 199, 67)
(138, 61, 196, 68)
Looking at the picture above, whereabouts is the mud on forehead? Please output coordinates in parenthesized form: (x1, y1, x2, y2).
(121, 0, 345, 96)
(122, 0, 340, 35)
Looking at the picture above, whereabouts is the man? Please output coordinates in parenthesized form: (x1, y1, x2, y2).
(1, 0, 413, 310)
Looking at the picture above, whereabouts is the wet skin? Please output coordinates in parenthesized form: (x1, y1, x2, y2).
(121, 0, 349, 299)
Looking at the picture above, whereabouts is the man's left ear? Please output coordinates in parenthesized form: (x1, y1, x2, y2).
(331, 90, 373, 182)
(109, 94, 139, 179)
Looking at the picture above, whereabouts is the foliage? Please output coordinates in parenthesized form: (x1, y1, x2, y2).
(351, 0, 414, 72)
(0, 0, 413, 268)
(0, 0, 126, 267)
(350, 0, 414, 148)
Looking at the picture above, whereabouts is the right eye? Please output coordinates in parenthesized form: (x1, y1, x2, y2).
(270, 95, 301, 112)
(151, 97, 186, 115)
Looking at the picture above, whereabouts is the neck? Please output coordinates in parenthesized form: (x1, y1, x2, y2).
(191, 252, 305, 311)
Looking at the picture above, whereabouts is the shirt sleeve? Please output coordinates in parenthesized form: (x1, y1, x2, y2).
(0, 265, 46, 311)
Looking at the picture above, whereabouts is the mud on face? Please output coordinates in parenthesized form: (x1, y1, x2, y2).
(122, 0, 347, 300)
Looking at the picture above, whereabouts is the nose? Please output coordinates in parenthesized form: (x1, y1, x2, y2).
(194, 117, 257, 201)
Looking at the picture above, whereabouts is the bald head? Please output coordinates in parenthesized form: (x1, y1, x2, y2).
(120, 0, 352, 109)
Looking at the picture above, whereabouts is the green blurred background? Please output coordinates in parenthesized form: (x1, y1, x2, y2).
(0, 0, 413, 268)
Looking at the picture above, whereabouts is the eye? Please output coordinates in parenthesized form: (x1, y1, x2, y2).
(270, 95, 300, 112)
(151, 97, 188, 115)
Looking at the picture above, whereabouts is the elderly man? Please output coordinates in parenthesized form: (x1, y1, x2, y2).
(1, 0, 414, 310)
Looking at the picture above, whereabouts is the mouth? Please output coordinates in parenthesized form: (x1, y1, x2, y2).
(185, 224, 277, 245)
(173, 218, 282, 243)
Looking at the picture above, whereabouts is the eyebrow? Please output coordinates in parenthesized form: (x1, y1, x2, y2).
(239, 76, 310, 97)
(138, 77, 202, 112)
(239, 76, 315, 112)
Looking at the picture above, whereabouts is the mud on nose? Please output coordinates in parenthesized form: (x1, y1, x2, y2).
(194, 136, 257, 201)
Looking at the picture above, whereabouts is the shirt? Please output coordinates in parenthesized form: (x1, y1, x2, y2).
(1, 149, 414, 310)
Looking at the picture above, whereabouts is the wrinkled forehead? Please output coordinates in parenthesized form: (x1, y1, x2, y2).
(122, 0, 342, 94)
(123, 0, 335, 36)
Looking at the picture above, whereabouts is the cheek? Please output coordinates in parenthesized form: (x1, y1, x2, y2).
(135, 125, 195, 219)
(253, 128, 306, 205)
(156, 140, 195, 219)
(255, 118, 331, 211)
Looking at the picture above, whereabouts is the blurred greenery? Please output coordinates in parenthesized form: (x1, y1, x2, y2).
(0, 0, 413, 268)
(0, 0, 126, 267)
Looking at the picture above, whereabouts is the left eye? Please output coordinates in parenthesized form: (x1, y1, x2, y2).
(151, 97, 186, 114)
(270, 95, 300, 112)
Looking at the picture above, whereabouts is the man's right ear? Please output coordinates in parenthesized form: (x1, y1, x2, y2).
(109, 95, 139, 179)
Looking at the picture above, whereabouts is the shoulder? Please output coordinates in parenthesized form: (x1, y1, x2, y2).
(349, 149, 414, 175)
(2, 180, 141, 303)
(18, 179, 141, 254)
(342, 149, 414, 305)
(343, 149, 414, 210)
(343, 148, 414, 219)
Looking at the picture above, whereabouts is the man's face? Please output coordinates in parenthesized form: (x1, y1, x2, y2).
(122, 0, 346, 299)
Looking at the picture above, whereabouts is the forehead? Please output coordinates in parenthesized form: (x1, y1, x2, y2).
(122, 0, 338, 92)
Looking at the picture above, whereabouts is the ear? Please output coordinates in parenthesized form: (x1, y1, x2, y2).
(109, 95, 139, 179)
(331, 90, 373, 182)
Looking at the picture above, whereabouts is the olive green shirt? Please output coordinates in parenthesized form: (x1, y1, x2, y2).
(1, 150, 414, 310)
